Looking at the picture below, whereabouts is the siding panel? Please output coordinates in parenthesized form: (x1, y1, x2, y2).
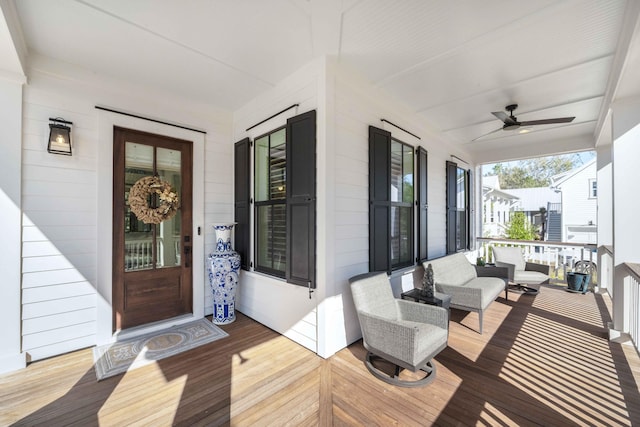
(22, 308, 96, 335)
(22, 295, 97, 319)
(23, 282, 95, 302)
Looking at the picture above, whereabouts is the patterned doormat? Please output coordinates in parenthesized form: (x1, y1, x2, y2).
(92, 319, 228, 381)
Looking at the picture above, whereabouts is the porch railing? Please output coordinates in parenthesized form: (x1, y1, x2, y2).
(125, 238, 169, 271)
(625, 263, 640, 351)
(477, 237, 598, 284)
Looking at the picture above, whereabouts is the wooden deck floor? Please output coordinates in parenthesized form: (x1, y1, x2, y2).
(2, 285, 640, 426)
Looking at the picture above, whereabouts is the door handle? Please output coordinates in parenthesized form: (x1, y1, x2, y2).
(184, 246, 191, 267)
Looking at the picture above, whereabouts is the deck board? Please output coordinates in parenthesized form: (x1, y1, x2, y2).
(1, 284, 639, 426)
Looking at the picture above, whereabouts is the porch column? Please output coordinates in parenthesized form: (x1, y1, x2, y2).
(0, 78, 26, 374)
(596, 145, 613, 292)
(611, 97, 640, 336)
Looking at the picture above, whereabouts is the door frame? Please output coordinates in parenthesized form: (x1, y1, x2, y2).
(112, 127, 193, 331)
(96, 110, 205, 344)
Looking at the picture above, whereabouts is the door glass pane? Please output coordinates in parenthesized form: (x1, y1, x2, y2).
(124, 142, 154, 271)
(156, 147, 182, 268)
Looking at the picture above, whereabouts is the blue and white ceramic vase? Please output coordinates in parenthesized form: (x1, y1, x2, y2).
(208, 223, 241, 324)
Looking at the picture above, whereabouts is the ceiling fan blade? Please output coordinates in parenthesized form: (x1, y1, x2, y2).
(492, 111, 508, 121)
(471, 127, 503, 141)
(492, 111, 513, 124)
(519, 117, 575, 126)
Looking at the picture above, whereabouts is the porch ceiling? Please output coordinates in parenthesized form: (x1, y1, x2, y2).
(9, 0, 640, 160)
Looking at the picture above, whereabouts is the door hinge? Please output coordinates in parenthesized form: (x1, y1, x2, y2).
(308, 281, 314, 299)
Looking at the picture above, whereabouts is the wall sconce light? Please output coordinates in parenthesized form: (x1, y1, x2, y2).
(48, 117, 73, 155)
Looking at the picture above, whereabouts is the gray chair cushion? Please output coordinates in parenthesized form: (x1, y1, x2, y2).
(493, 247, 526, 271)
(349, 272, 398, 319)
(429, 253, 477, 286)
(514, 270, 550, 285)
(464, 277, 506, 310)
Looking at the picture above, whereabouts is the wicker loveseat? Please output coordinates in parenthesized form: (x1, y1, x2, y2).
(425, 253, 507, 334)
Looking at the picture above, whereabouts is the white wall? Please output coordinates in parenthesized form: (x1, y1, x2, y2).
(596, 146, 613, 246)
(557, 162, 597, 243)
(611, 97, 640, 333)
(11, 52, 478, 364)
(20, 55, 232, 361)
(326, 60, 472, 355)
(0, 78, 26, 374)
(232, 57, 475, 358)
(232, 58, 321, 354)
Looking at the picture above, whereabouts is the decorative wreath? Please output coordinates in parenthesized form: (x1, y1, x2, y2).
(129, 176, 180, 224)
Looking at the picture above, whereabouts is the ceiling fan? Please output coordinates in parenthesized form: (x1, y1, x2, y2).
(473, 104, 575, 140)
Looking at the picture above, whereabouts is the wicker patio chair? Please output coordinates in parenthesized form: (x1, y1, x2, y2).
(349, 272, 448, 387)
(493, 246, 550, 295)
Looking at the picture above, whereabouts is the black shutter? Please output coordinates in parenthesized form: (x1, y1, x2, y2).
(417, 147, 428, 262)
(446, 160, 458, 254)
(234, 138, 251, 270)
(369, 126, 391, 273)
(286, 110, 316, 288)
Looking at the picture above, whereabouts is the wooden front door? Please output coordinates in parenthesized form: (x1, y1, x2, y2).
(113, 127, 193, 331)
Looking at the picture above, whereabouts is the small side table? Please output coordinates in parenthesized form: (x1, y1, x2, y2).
(400, 288, 451, 311)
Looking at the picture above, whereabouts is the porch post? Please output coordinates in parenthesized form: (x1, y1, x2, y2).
(596, 145, 613, 292)
(611, 97, 640, 337)
(0, 78, 27, 374)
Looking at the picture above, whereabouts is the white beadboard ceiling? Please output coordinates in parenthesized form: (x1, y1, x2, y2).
(10, 0, 640, 159)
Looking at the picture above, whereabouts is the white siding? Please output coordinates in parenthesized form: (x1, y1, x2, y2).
(0, 78, 26, 374)
(15, 54, 477, 363)
(325, 61, 472, 355)
(20, 55, 233, 361)
(557, 161, 597, 243)
(232, 58, 321, 354)
(21, 83, 99, 361)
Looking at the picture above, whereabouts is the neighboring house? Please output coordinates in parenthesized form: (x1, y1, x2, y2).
(551, 159, 598, 244)
(508, 187, 561, 240)
(482, 176, 519, 237)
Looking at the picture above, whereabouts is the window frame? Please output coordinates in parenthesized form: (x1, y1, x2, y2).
(589, 178, 597, 199)
(389, 138, 415, 270)
(234, 110, 317, 288)
(253, 125, 288, 279)
(369, 126, 426, 274)
(446, 161, 470, 254)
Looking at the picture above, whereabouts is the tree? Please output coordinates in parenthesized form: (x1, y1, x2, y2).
(486, 154, 590, 189)
(504, 212, 536, 240)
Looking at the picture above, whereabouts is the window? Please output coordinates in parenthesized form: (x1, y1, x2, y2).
(369, 126, 427, 273)
(589, 178, 597, 198)
(446, 161, 470, 254)
(234, 110, 316, 288)
(255, 128, 287, 276)
(390, 139, 414, 268)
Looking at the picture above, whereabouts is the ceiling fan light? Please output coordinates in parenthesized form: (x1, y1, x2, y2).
(503, 124, 520, 131)
(519, 128, 532, 134)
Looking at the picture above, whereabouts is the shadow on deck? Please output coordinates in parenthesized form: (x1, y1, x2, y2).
(1, 284, 639, 426)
